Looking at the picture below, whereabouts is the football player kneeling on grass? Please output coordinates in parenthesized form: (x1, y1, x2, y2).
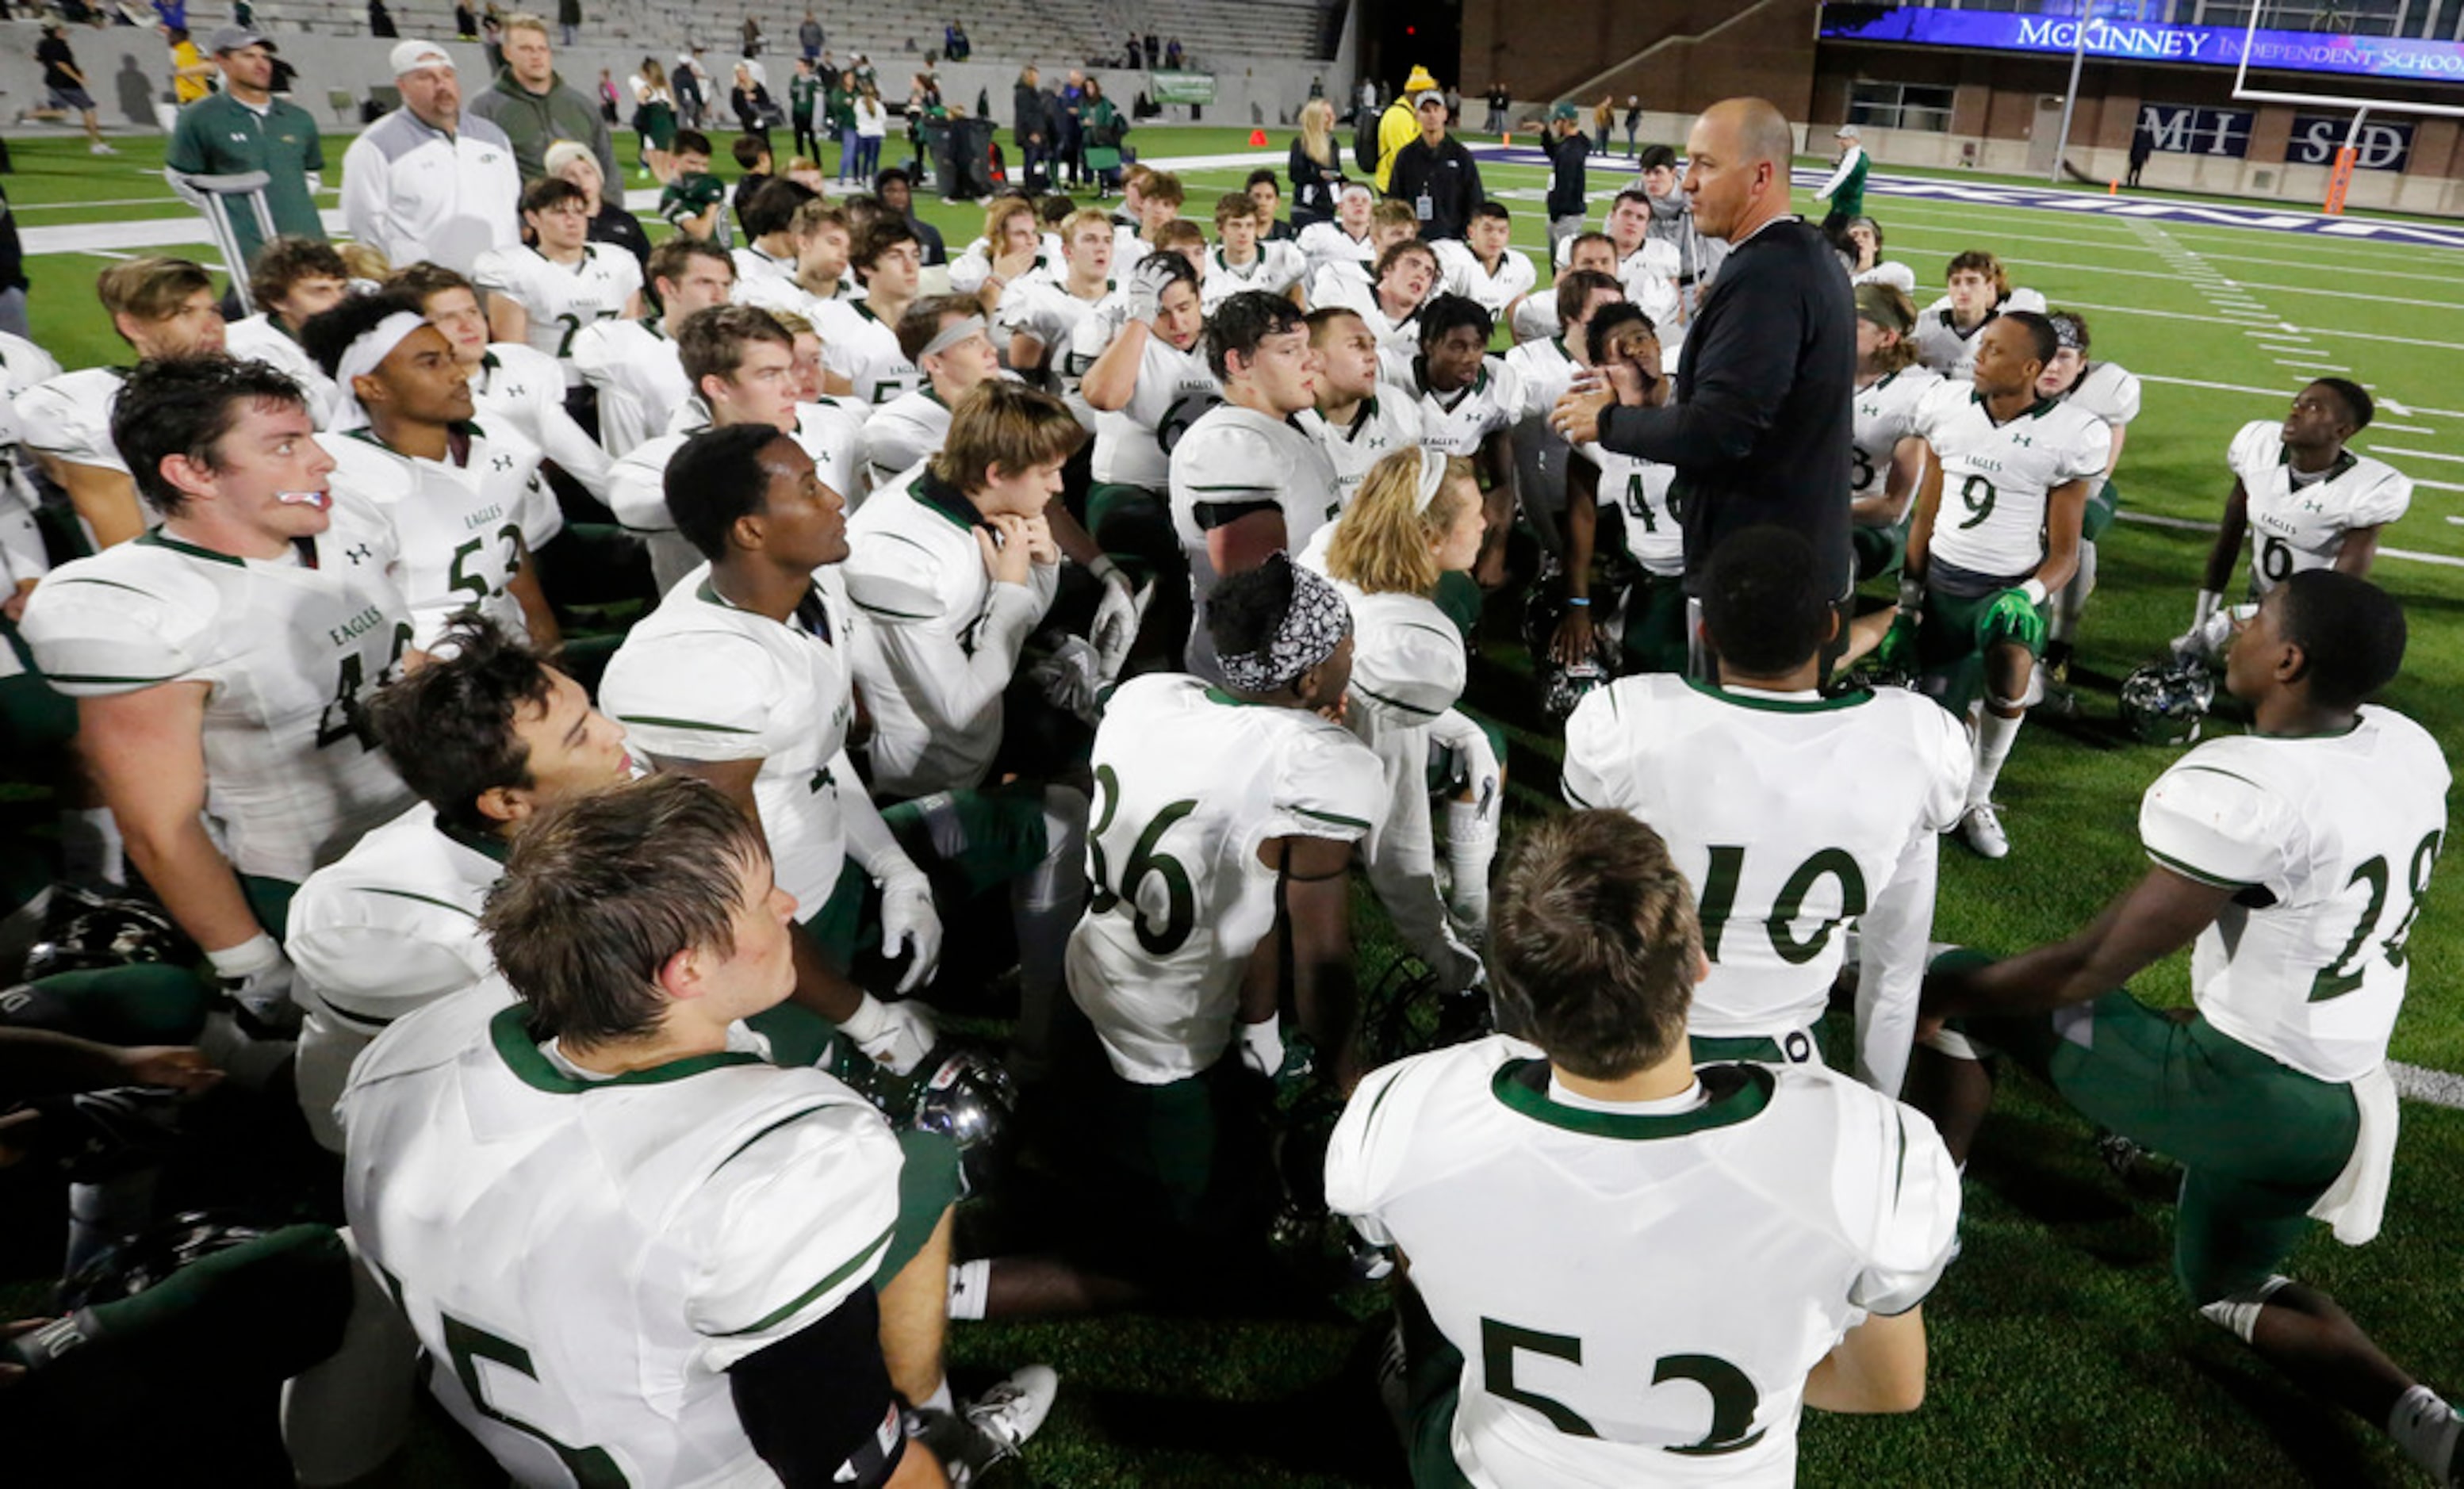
(1914, 572, 2459, 1486)
(343, 775, 1057, 1489)
(1066, 555, 1384, 1269)
(1329, 809, 1957, 1487)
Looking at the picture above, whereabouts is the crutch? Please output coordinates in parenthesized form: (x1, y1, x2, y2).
(167, 170, 277, 313)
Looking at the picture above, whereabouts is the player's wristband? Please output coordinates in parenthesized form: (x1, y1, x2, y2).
(1897, 576, 1926, 612)
(2019, 578, 2049, 608)
(206, 932, 283, 982)
(1086, 553, 1126, 586)
(1565, 596, 1590, 607)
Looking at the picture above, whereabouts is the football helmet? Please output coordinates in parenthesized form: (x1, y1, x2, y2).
(23, 885, 195, 982)
(59, 1210, 277, 1308)
(2119, 660, 2215, 746)
(1540, 655, 1611, 722)
(910, 1045, 1020, 1199)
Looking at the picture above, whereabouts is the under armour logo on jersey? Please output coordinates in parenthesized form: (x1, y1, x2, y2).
(808, 764, 835, 794)
(2010, 434, 2033, 448)
(229, 132, 249, 143)
(342, 542, 374, 565)
(491, 454, 514, 473)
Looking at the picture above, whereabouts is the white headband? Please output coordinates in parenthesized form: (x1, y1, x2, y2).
(330, 311, 431, 429)
(1414, 446, 1448, 512)
(920, 313, 988, 361)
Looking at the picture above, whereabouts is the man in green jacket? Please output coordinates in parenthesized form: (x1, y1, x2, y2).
(166, 26, 326, 272)
(466, 12, 620, 205)
(1814, 122, 1869, 247)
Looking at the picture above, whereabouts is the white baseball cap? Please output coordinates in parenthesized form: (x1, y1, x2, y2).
(391, 40, 454, 77)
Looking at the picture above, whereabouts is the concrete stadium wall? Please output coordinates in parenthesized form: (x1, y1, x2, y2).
(1458, 0, 1823, 124)
(0, 21, 1342, 141)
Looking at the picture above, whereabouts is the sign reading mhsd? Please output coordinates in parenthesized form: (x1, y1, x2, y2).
(1819, 3, 2464, 82)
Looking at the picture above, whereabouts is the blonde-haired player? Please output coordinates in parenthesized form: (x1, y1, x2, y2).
(1302, 447, 1498, 996)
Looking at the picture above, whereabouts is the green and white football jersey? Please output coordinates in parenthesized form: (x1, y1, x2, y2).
(2140, 706, 2449, 1084)
(1328, 1035, 1960, 1487)
(2226, 419, 2412, 597)
(1067, 674, 1381, 1085)
(1916, 384, 2110, 583)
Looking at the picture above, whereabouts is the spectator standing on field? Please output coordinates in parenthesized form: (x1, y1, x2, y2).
(1289, 96, 1339, 229)
(791, 57, 822, 164)
(455, 0, 477, 38)
(1813, 122, 1868, 248)
(468, 11, 623, 207)
(1623, 94, 1643, 156)
(26, 23, 115, 155)
(676, 47, 707, 128)
(1014, 67, 1048, 191)
(1385, 85, 1483, 242)
(1542, 101, 1588, 258)
(1482, 82, 1508, 134)
(368, 0, 398, 38)
(167, 26, 326, 272)
(342, 40, 522, 274)
(1374, 65, 1434, 192)
(556, 0, 579, 47)
(800, 10, 823, 60)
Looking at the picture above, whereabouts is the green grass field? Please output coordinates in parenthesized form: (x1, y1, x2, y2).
(4, 120, 2460, 1486)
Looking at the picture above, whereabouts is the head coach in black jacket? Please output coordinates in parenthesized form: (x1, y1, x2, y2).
(1553, 98, 1855, 608)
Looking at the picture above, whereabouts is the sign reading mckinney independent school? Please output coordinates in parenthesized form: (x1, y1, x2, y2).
(1818, 2, 2464, 82)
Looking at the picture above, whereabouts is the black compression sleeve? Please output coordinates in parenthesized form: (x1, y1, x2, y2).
(728, 1287, 907, 1488)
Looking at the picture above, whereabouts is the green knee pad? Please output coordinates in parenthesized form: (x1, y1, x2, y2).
(17, 964, 217, 1044)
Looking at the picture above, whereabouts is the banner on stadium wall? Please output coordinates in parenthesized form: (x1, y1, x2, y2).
(1818, 3, 2464, 83)
(1152, 72, 1217, 105)
(2139, 102, 2254, 157)
(2288, 114, 2414, 170)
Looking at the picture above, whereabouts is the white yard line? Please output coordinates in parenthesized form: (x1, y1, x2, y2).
(2114, 509, 2464, 568)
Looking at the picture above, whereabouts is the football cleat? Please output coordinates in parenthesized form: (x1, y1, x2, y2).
(1957, 803, 2010, 860)
(962, 1363, 1059, 1464)
(2119, 660, 2216, 746)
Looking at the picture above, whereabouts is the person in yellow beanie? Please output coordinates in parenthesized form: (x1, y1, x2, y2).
(1376, 64, 1439, 192)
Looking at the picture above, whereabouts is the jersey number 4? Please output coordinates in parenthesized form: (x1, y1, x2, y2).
(1086, 763, 1198, 955)
(2309, 830, 2442, 1002)
(316, 622, 415, 751)
(1482, 1318, 1765, 1456)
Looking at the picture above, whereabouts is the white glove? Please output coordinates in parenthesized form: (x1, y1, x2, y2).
(1125, 255, 1178, 323)
(207, 932, 299, 1033)
(2170, 599, 2242, 666)
(1086, 557, 1152, 682)
(1239, 1016, 1286, 1078)
(878, 872, 944, 994)
(1030, 636, 1105, 725)
(841, 991, 937, 1075)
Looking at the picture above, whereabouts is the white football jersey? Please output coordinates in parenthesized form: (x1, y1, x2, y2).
(320, 426, 556, 650)
(1563, 677, 1971, 1089)
(473, 245, 642, 386)
(1167, 404, 1343, 682)
(1297, 220, 1377, 279)
(1434, 240, 1538, 321)
(1201, 241, 1309, 312)
(1581, 441, 1683, 576)
(600, 568, 860, 909)
(469, 343, 610, 503)
(993, 277, 1112, 400)
(2056, 360, 2140, 503)
(1917, 385, 2110, 582)
(2142, 706, 2449, 1084)
(1067, 673, 1383, 1084)
(18, 500, 416, 883)
(945, 239, 1056, 298)
(342, 989, 905, 1489)
(1851, 366, 1942, 506)
(732, 269, 858, 324)
(1910, 290, 2048, 382)
(1504, 335, 1587, 515)
(730, 243, 800, 301)
(860, 388, 952, 488)
(1328, 1037, 1960, 1488)
(1852, 260, 1918, 295)
(608, 400, 868, 591)
(224, 314, 343, 428)
(841, 465, 1058, 797)
(1294, 389, 1424, 511)
(0, 332, 63, 595)
(287, 800, 504, 1152)
(1615, 238, 1683, 334)
(17, 366, 128, 475)
(1408, 358, 1523, 459)
(1070, 316, 1221, 491)
(570, 316, 690, 458)
(2227, 419, 2412, 595)
(814, 298, 923, 406)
